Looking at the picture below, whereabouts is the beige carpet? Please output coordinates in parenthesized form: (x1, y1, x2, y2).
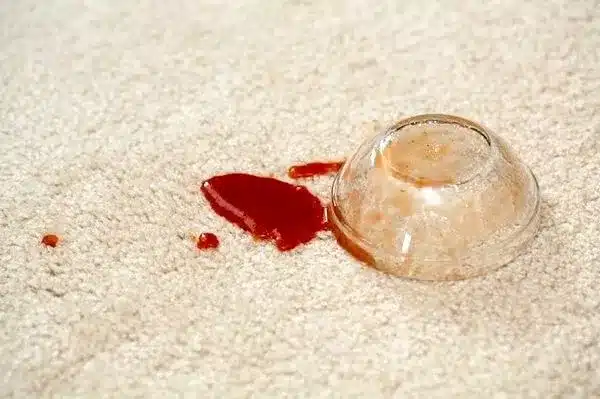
(1, 0, 599, 397)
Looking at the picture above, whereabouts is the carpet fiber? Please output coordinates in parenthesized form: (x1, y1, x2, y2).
(1, 0, 599, 397)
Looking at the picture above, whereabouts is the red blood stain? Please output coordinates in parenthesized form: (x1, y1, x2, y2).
(41, 234, 60, 247)
(197, 232, 220, 250)
(287, 161, 344, 179)
(201, 173, 326, 251)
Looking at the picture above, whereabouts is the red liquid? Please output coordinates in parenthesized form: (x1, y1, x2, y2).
(201, 173, 326, 251)
(41, 234, 59, 247)
(288, 161, 344, 179)
(197, 232, 219, 250)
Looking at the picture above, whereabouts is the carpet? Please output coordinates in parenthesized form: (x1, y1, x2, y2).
(1, 0, 599, 397)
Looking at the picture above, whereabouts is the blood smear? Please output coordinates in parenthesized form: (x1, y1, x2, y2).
(287, 161, 344, 179)
(201, 173, 326, 251)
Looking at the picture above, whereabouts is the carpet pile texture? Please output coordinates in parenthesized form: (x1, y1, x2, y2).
(1, 0, 599, 397)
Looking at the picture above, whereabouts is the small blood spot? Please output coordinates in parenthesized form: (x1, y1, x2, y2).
(201, 173, 327, 251)
(287, 161, 344, 179)
(197, 232, 220, 250)
(41, 234, 60, 248)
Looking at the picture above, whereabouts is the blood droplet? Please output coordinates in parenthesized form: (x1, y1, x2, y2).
(197, 232, 219, 250)
(201, 173, 326, 251)
(41, 234, 60, 248)
(287, 161, 344, 179)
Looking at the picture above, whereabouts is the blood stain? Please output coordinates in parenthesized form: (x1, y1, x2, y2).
(41, 234, 60, 248)
(201, 173, 326, 251)
(287, 161, 344, 179)
(197, 232, 220, 250)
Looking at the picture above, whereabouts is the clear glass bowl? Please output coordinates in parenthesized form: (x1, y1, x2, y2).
(328, 114, 541, 280)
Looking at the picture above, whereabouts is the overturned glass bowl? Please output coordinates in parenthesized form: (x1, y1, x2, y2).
(328, 114, 541, 281)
